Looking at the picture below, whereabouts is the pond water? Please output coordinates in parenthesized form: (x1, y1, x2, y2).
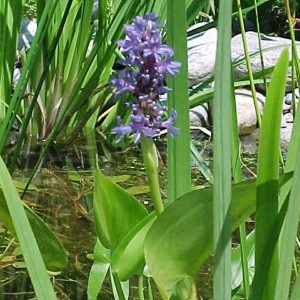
(0, 137, 259, 299)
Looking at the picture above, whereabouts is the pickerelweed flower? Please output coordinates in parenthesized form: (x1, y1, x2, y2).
(111, 12, 180, 143)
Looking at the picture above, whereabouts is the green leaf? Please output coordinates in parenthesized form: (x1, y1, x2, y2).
(231, 231, 255, 290)
(0, 191, 68, 272)
(87, 239, 111, 300)
(167, 0, 191, 202)
(212, 0, 233, 299)
(0, 156, 56, 299)
(144, 179, 257, 298)
(111, 213, 156, 281)
(93, 168, 148, 251)
(251, 48, 289, 300)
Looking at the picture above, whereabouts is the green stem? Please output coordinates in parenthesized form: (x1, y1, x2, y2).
(147, 278, 154, 300)
(138, 275, 145, 300)
(236, 0, 261, 127)
(112, 272, 126, 300)
(140, 137, 164, 215)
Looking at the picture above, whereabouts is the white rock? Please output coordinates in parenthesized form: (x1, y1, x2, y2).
(188, 28, 217, 86)
(188, 30, 300, 91)
(18, 17, 37, 50)
(284, 112, 294, 123)
(235, 89, 265, 135)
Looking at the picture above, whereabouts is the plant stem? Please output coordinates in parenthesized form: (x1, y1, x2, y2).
(138, 275, 145, 300)
(140, 137, 164, 215)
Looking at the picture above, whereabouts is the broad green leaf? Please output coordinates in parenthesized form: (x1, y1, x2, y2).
(145, 179, 257, 298)
(111, 213, 156, 281)
(251, 48, 289, 300)
(0, 156, 56, 299)
(93, 168, 148, 251)
(87, 239, 111, 300)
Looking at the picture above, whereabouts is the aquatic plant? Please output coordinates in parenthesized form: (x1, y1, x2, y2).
(91, 2, 300, 300)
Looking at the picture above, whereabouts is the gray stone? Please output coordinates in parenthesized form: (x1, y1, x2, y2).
(189, 103, 210, 128)
(235, 89, 265, 135)
(188, 30, 300, 91)
(281, 123, 293, 150)
(284, 112, 294, 123)
(240, 123, 293, 153)
(18, 17, 37, 51)
(231, 32, 299, 86)
(13, 68, 21, 89)
(188, 28, 217, 86)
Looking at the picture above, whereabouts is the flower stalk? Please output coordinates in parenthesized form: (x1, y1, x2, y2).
(140, 136, 164, 215)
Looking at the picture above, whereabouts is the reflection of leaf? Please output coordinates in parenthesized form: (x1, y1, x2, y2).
(13, 180, 37, 191)
(145, 179, 258, 297)
(110, 175, 131, 184)
(93, 168, 148, 251)
(126, 185, 150, 195)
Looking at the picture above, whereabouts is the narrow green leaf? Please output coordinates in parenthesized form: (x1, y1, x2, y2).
(250, 48, 289, 300)
(167, 0, 191, 202)
(93, 168, 148, 251)
(274, 119, 300, 298)
(87, 239, 111, 300)
(0, 156, 56, 299)
(213, 0, 233, 299)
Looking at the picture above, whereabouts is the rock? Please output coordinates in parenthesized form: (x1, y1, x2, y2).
(240, 128, 259, 154)
(188, 28, 217, 86)
(280, 123, 293, 150)
(13, 68, 21, 89)
(284, 112, 294, 123)
(189, 103, 210, 128)
(188, 30, 300, 91)
(232, 32, 300, 92)
(18, 17, 37, 51)
(235, 89, 265, 135)
(284, 91, 299, 112)
(240, 123, 293, 153)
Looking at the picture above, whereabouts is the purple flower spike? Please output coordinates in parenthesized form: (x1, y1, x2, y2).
(111, 13, 180, 143)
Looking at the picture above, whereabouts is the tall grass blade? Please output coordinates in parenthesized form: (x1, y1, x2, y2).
(230, 70, 250, 298)
(0, 0, 23, 122)
(0, 156, 56, 299)
(0, 0, 60, 154)
(167, 0, 191, 202)
(274, 126, 300, 299)
(249, 48, 289, 300)
(212, 0, 233, 299)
